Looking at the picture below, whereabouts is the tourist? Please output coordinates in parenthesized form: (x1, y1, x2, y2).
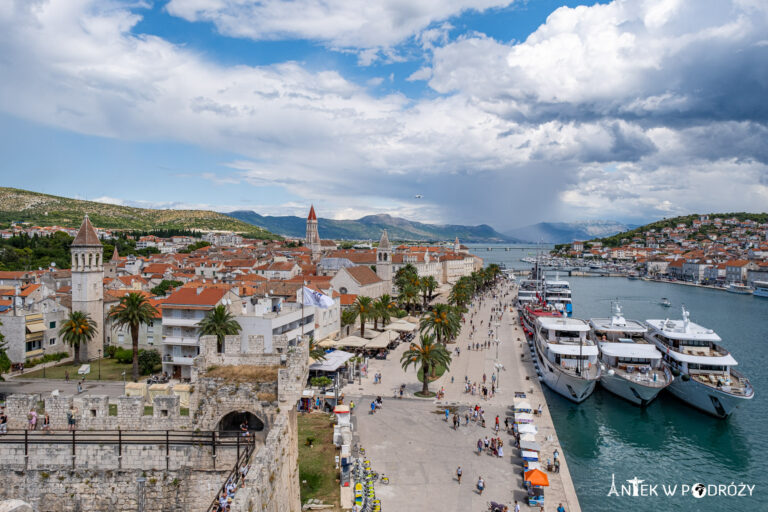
(456, 465, 462, 484)
(514, 501, 520, 512)
(557, 504, 566, 512)
(0, 407, 7, 435)
(240, 421, 250, 440)
(67, 406, 77, 431)
(65, 370, 70, 382)
(504, 417, 510, 431)
(476, 438, 483, 454)
(42, 413, 51, 434)
(553, 448, 559, 461)
(476, 476, 485, 495)
(239, 464, 249, 487)
(370, 401, 376, 414)
(464, 413, 470, 426)
(27, 408, 37, 430)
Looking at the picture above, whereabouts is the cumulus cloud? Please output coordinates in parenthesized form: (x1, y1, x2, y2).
(0, 0, 766, 229)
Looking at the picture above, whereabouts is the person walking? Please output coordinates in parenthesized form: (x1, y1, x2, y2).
(67, 405, 77, 431)
(476, 476, 485, 495)
(514, 501, 520, 512)
(445, 408, 450, 422)
(557, 504, 566, 512)
(27, 408, 37, 430)
(456, 466, 462, 484)
(476, 438, 483, 455)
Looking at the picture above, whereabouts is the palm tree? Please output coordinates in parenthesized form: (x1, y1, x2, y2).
(421, 276, 438, 307)
(108, 293, 159, 382)
(398, 283, 419, 314)
(420, 303, 461, 344)
(352, 296, 374, 337)
(308, 336, 326, 362)
(394, 264, 419, 292)
(373, 294, 396, 330)
(400, 332, 452, 396)
(197, 304, 242, 355)
(341, 309, 358, 328)
(59, 311, 97, 365)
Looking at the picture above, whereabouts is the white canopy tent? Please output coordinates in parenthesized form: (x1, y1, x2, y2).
(309, 350, 354, 372)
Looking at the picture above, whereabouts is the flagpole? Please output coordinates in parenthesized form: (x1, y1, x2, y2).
(302, 282, 306, 340)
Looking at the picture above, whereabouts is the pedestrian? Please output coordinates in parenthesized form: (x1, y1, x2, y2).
(538, 403, 543, 416)
(370, 401, 376, 414)
(456, 465, 462, 484)
(27, 408, 37, 430)
(0, 408, 7, 435)
(464, 413, 470, 425)
(77, 381, 82, 394)
(65, 370, 70, 382)
(514, 500, 520, 512)
(477, 438, 483, 454)
(495, 415, 499, 429)
(557, 504, 566, 512)
(553, 448, 559, 461)
(445, 408, 450, 422)
(379, 372, 382, 384)
(42, 413, 51, 434)
(476, 476, 485, 495)
(504, 417, 510, 431)
(67, 405, 77, 431)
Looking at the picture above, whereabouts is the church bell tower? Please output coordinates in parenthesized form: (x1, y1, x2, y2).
(70, 215, 104, 360)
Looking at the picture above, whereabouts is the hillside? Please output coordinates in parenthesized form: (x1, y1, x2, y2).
(227, 211, 519, 242)
(0, 188, 279, 239)
(559, 212, 768, 249)
(504, 220, 638, 244)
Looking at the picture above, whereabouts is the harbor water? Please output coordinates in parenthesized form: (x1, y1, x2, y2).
(469, 245, 768, 511)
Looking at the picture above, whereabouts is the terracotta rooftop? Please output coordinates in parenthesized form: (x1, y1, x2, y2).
(345, 265, 383, 286)
(72, 215, 102, 247)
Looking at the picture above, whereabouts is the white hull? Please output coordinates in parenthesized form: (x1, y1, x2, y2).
(666, 374, 753, 418)
(534, 343, 597, 403)
(599, 370, 666, 406)
(753, 288, 768, 298)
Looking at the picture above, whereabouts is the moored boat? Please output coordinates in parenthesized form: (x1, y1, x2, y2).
(727, 283, 753, 294)
(659, 298, 671, 307)
(645, 307, 754, 418)
(589, 303, 672, 406)
(532, 316, 600, 403)
(753, 281, 768, 298)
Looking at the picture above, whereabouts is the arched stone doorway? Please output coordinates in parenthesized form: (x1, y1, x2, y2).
(217, 410, 266, 441)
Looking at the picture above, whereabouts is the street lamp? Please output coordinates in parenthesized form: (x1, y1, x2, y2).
(97, 349, 102, 380)
(42, 346, 46, 378)
(494, 362, 503, 391)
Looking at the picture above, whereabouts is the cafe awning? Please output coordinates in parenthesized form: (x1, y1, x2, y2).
(524, 469, 549, 487)
(309, 350, 353, 372)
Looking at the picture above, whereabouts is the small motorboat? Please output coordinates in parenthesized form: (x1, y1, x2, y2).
(659, 298, 671, 307)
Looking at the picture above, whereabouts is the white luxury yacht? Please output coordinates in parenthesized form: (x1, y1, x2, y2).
(517, 279, 541, 306)
(543, 277, 573, 316)
(533, 316, 600, 403)
(645, 307, 754, 418)
(589, 303, 672, 406)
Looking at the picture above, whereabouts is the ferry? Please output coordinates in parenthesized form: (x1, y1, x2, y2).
(517, 279, 542, 307)
(589, 303, 672, 406)
(753, 281, 768, 298)
(727, 283, 753, 294)
(645, 307, 754, 418)
(532, 316, 600, 403)
(543, 277, 573, 316)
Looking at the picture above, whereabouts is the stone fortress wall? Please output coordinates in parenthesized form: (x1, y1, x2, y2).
(0, 334, 309, 512)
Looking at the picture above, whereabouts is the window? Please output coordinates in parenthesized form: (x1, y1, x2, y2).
(147, 335, 154, 345)
(49, 321, 56, 329)
(49, 338, 56, 346)
(25, 339, 42, 352)
(118, 333, 125, 344)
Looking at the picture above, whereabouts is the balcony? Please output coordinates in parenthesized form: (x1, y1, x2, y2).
(162, 317, 201, 328)
(162, 336, 199, 346)
(163, 355, 195, 365)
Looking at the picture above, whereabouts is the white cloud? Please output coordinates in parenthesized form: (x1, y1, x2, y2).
(0, 0, 766, 229)
(165, 0, 512, 51)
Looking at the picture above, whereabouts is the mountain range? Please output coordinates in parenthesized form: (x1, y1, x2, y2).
(503, 220, 639, 244)
(226, 210, 515, 242)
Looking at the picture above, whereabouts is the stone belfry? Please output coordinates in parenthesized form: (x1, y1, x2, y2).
(70, 214, 104, 360)
(306, 205, 321, 259)
(376, 229, 392, 294)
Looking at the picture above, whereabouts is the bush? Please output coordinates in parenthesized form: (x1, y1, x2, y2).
(310, 376, 333, 388)
(138, 349, 161, 375)
(115, 348, 133, 365)
(24, 352, 69, 368)
(104, 346, 117, 359)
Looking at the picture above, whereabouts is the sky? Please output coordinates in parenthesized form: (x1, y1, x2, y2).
(0, 0, 767, 232)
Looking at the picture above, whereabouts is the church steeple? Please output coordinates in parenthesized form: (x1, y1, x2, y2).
(73, 214, 102, 247)
(111, 246, 120, 261)
(376, 229, 392, 294)
(305, 205, 321, 259)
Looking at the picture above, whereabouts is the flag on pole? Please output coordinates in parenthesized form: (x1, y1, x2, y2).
(302, 286, 334, 309)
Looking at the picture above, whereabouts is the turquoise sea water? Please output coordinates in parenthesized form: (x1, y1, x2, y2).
(469, 245, 768, 512)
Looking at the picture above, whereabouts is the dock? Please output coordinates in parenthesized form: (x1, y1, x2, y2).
(345, 279, 581, 511)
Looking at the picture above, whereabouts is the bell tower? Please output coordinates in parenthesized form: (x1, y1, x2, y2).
(376, 229, 392, 294)
(70, 215, 104, 360)
(306, 205, 321, 260)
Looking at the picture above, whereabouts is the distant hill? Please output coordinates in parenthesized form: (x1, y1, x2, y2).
(504, 220, 638, 244)
(0, 188, 279, 239)
(576, 212, 768, 248)
(227, 211, 518, 242)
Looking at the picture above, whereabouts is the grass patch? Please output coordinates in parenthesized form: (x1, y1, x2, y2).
(204, 365, 280, 384)
(23, 358, 132, 381)
(143, 406, 153, 416)
(298, 413, 340, 509)
(416, 361, 448, 383)
(108, 404, 117, 416)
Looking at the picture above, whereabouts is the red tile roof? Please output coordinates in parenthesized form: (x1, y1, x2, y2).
(72, 215, 102, 246)
(345, 266, 382, 286)
(163, 287, 230, 307)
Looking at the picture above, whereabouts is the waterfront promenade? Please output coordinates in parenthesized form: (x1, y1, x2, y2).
(346, 280, 581, 512)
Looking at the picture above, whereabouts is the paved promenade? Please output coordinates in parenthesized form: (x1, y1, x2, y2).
(346, 280, 581, 512)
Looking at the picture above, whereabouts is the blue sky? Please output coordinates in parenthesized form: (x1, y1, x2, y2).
(0, 0, 766, 231)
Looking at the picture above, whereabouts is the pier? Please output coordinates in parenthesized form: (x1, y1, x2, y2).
(346, 280, 581, 511)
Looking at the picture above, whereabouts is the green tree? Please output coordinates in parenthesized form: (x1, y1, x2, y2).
(398, 283, 419, 314)
(308, 336, 326, 362)
(394, 264, 419, 292)
(0, 321, 10, 376)
(419, 303, 461, 344)
(108, 293, 159, 382)
(400, 332, 452, 396)
(150, 279, 183, 296)
(341, 309, 358, 327)
(351, 296, 374, 338)
(420, 275, 438, 308)
(58, 311, 97, 365)
(138, 349, 162, 375)
(197, 304, 242, 354)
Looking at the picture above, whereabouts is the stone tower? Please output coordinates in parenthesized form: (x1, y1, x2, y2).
(376, 229, 392, 294)
(454, 237, 460, 253)
(305, 205, 321, 259)
(105, 246, 120, 278)
(71, 215, 104, 360)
